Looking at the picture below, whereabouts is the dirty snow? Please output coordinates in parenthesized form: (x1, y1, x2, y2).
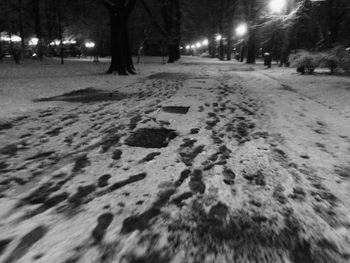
(0, 56, 350, 263)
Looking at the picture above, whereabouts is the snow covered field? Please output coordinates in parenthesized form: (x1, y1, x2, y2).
(0, 56, 350, 263)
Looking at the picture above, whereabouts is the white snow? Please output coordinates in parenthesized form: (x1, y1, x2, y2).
(0, 56, 349, 263)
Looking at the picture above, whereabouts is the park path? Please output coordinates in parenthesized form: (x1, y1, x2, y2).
(0, 62, 350, 263)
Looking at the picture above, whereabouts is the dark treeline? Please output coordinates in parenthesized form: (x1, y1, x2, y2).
(0, 0, 349, 73)
(182, 0, 350, 64)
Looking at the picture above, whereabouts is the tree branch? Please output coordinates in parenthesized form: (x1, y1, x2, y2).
(140, 0, 167, 36)
(101, 0, 115, 9)
(125, 0, 137, 16)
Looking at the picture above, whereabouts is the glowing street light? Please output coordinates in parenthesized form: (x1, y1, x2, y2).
(49, 39, 61, 46)
(185, 45, 190, 50)
(29, 37, 39, 46)
(196, 42, 202, 48)
(1, 35, 22, 42)
(191, 44, 195, 49)
(236, 23, 248, 37)
(0, 32, 21, 42)
(11, 35, 21, 42)
(269, 0, 286, 13)
(215, 34, 222, 41)
(0, 36, 10, 41)
(202, 39, 209, 46)
(85, 41, 95, 48)
(62, 39, 76, 45)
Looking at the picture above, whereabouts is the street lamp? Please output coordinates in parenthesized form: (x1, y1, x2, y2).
(235, 23, 248, 37)
(202, 39, 209, 46)
(10, 35, 21, 42)
(85, 41, 98, 62)
(85, 42, 95, 48)
(0, 33, 21, 42)
(196, 42, 202, 48)
(215, 34, 222, 42)
(29, 37, 39, 46)
(269, 0, 286, 13)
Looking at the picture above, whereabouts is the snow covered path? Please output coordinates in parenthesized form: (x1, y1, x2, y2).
(0, 58, 350, 263)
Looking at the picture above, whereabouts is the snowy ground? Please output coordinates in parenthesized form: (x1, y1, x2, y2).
(0, 56, 350, 263)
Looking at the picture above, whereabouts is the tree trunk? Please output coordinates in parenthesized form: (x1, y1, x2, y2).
(18, 0, 25, 50)
(218, 0, 224, 60)
(105, 0, 136, 75)
(32, 0, 44, 61)
(167, 41, 180, 63)
(279, 26, 292, 66)
(240, 44, 245, 62)
(161, 0, 181, 63)
(246, 28, 256, 64)
(137, 36, 148, 64)
(0, 43, 3, 61)
(226, 28, 232, 60)
(209, 39, 216, 58)
(245, 0, 256, 64)
(244, 0, 257, 64)
(45, 0, 56, 41)
(141, 0, 181, 63)
(173, 0, 181, 61)
(226, 40, 232, 60)
(57, 0, 64, 65)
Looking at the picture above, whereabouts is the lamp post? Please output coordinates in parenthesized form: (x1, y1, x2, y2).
(85, 41, 98, 62)
(269, 0, 287, 13)
(28, 37, 39, 46)
(236, 24, 248, 37)
(215, 34, 223, 60)
(268, 0, 287, 66)
(235, 23, 248, 62)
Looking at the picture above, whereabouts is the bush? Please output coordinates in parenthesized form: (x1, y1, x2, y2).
(289, 51, 320, 74)
(341, 55, 350, 74)
(319, 53, 339, 74)
(333, 46, 350, 74)
(289, 47, 350, 75)
(323, 46, 350, 74)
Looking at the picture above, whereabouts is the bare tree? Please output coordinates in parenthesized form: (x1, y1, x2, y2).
(140, 0, 181, 63)
(32, 0, 44, 60)
(245, 0, 258, 64)
(102, 0, 137, 75)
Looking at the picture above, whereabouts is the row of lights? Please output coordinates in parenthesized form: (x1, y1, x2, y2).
(184, 0, 287, 50)
(48, 39, 95, 49)
(0, 34, 22, 42)
(0, 34, 95, 49)
(184, 23, 248, 51)
(1, 2, 286, 50)
(49, 39, 77, 45)
(185, 39, 209, 50)
(49, 40, 95, 49)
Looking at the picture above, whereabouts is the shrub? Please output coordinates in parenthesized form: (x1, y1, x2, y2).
(289, 47, 350, 75)
(338, 49, 350, 74)
(328, 46, 350, 74)
(319, 53, 339, 74)
(341, 55, 350, 74)
(200, 51, 210, 58)
(289, 51, 319, 74)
